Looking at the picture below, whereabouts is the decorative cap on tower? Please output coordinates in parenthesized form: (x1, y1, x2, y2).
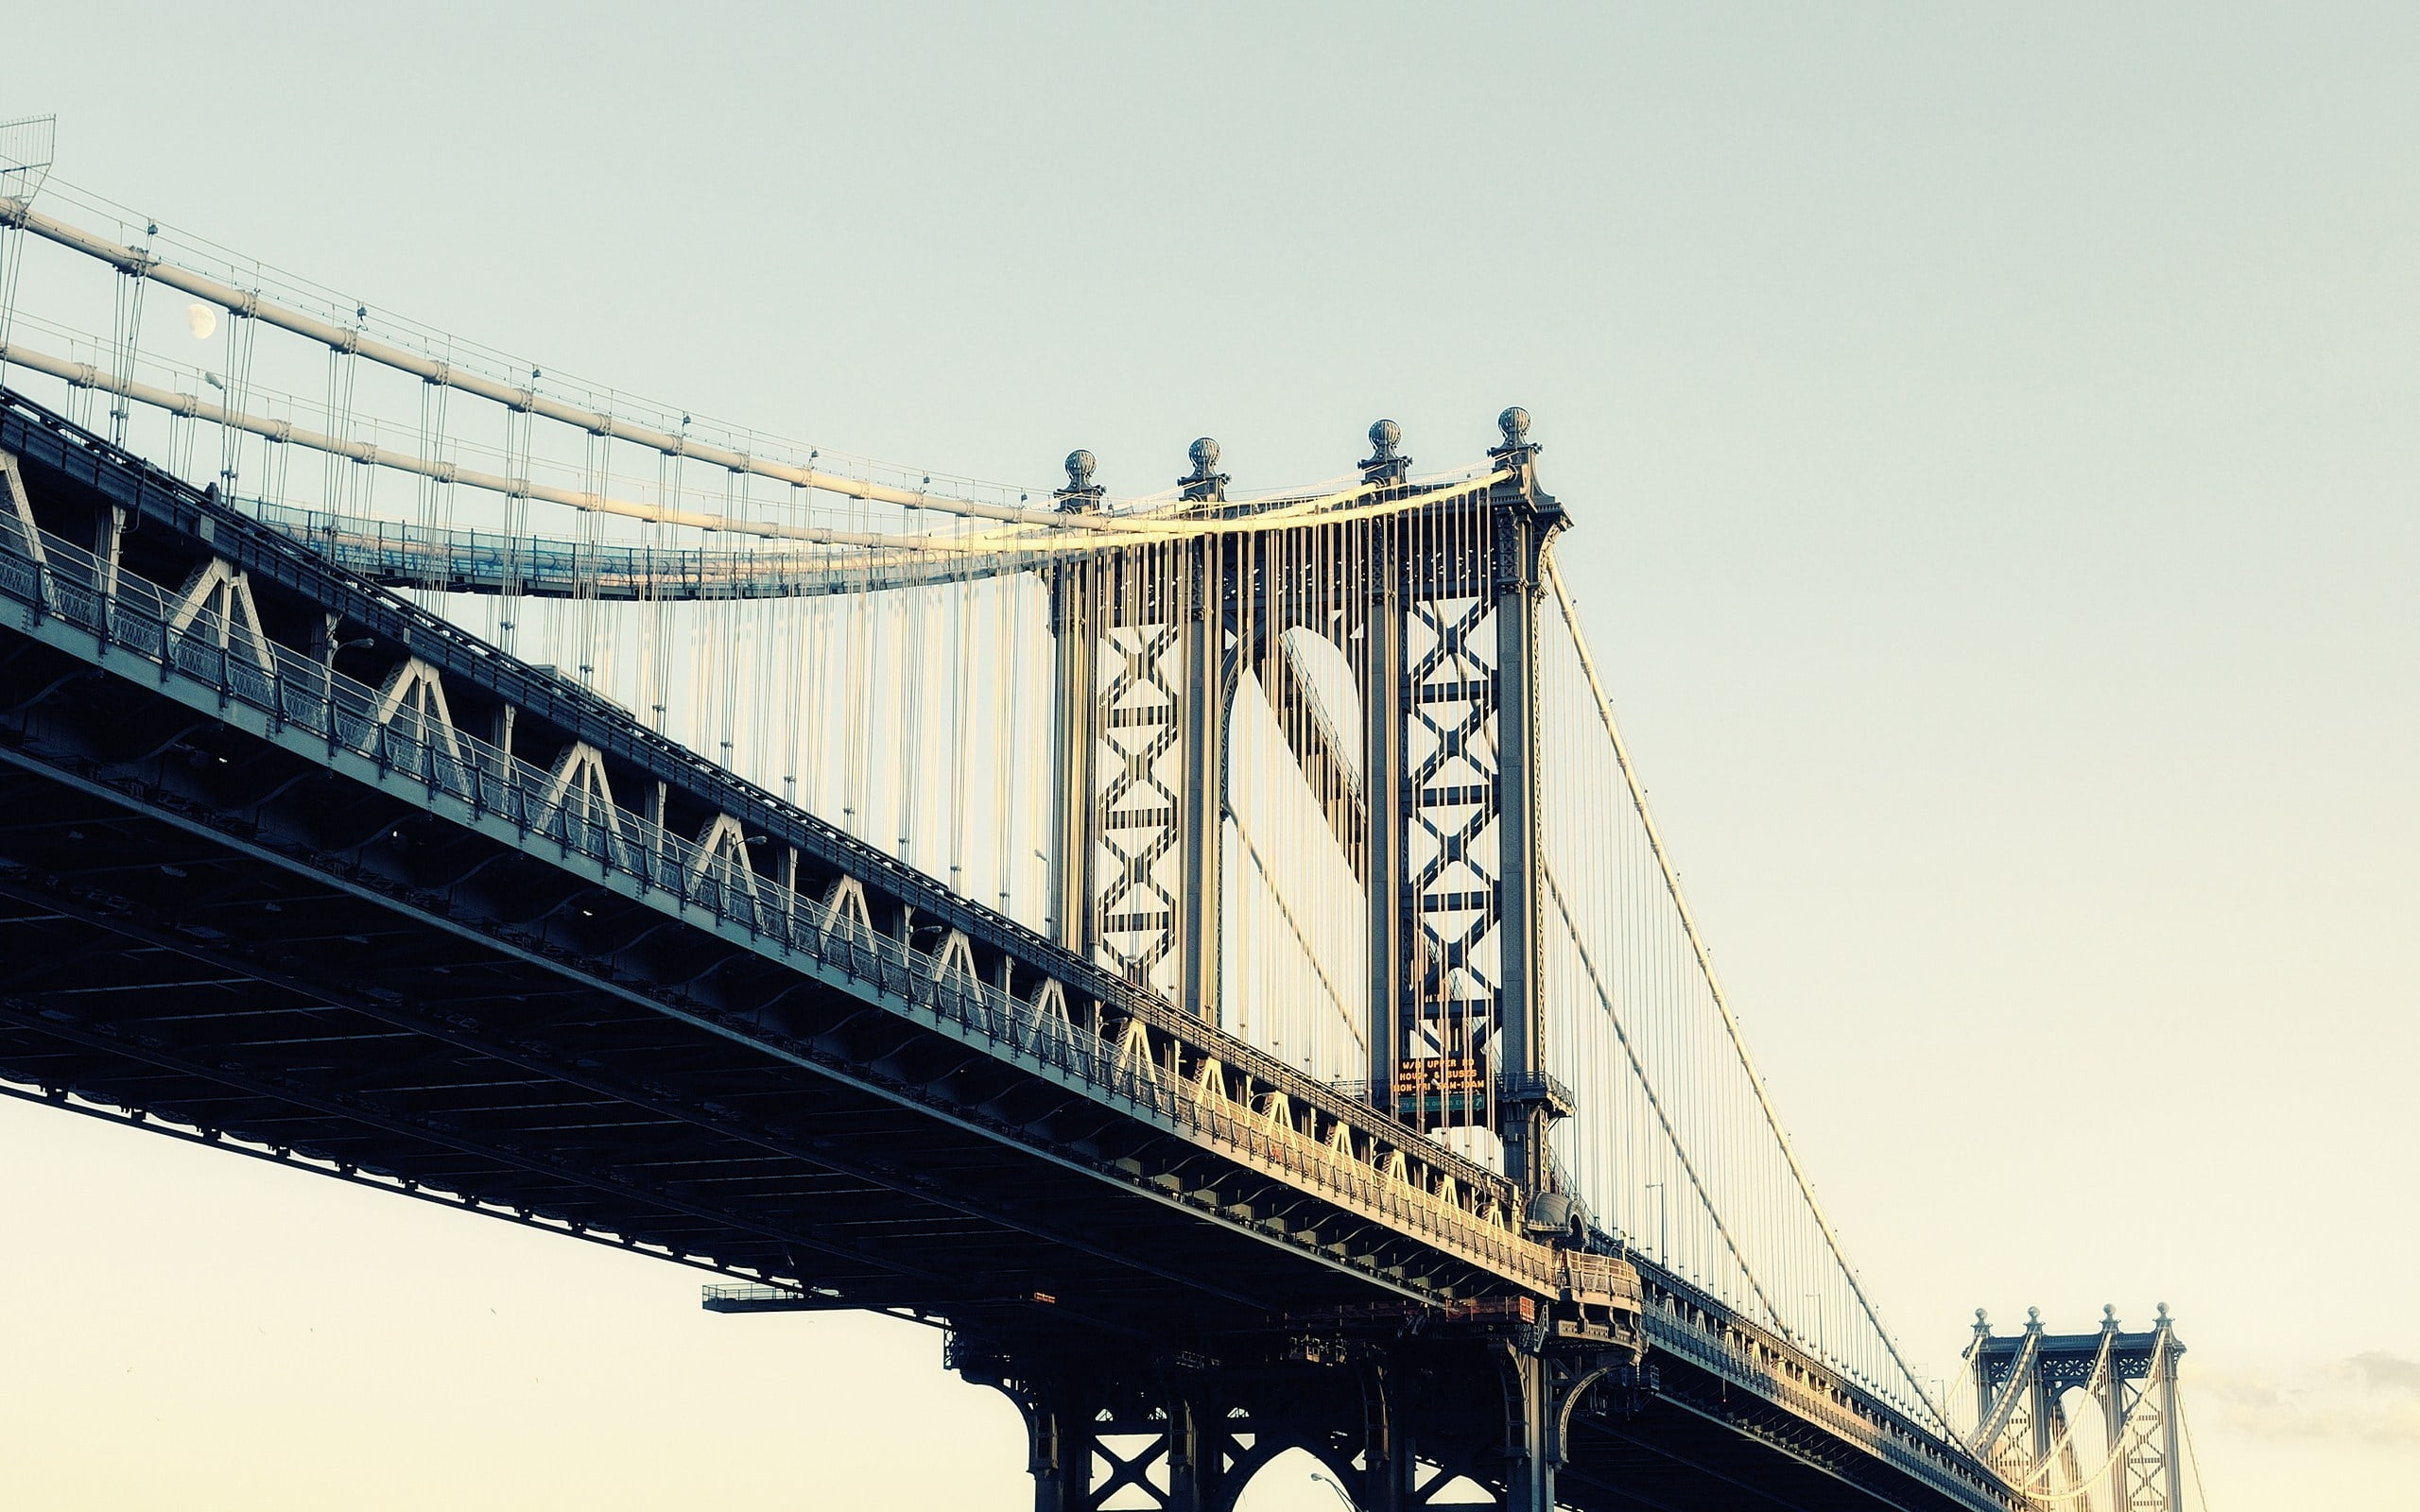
(1490, 404, 1539, 460)
(1180, 437, 1227, 503)
(1055, 449, 1105, 511)
(1359, 419, 1410, 483)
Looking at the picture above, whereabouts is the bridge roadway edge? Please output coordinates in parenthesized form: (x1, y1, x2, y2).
(0, 603, 1531, 1318)
(0, 389, 2018, 1512)
(0, 730, 1506, 1310)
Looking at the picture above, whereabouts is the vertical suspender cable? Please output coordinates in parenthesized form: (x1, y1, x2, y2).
(1544, 555, 1950, 1429)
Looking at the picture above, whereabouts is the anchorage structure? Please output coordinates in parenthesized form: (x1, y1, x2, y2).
(0, 148, 2204, 1510)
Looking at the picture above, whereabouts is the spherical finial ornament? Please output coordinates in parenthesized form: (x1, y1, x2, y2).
(2103, 1303, 2118, 1321)
(1975, 1308, 1990, 1324)
(1188, 437, 1220, 474)
(1498, 406, 1531, 447)
(2027, 1307, 2041, 1323)
(1367, 419, 1401, 460)
(2156, 1302, 2169, 1319)
(1064, 450, 1097, 489)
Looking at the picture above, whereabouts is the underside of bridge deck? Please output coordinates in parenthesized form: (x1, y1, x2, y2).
(0, 653, 1468, 1340)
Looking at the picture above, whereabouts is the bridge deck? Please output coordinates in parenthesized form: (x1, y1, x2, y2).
(0, 388, 2017, 1512)
(0, 388, 1554, 1332)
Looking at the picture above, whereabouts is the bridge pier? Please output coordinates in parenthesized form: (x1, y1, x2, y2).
(963, 1344, 1255, 1512)
(952, 1281, 1642, 1512)
(1497, 1347, 1555, 1512)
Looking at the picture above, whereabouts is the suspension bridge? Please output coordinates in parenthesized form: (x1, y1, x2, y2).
(0, 119, 2204, 1510)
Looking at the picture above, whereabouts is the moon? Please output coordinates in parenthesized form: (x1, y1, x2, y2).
(185, 302, 217, 340)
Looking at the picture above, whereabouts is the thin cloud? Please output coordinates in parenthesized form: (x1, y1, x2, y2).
(2348, 1353, 2420, 1397)
(2199, 1354, 2420, 1446)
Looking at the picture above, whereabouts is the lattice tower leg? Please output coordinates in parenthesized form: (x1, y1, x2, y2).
(1174, 593, 1226, 1021)
(2103, 1369, 2127, 1512)
(2158, 1346, 2184, 1510)
(1048, 558, 1101, 958)
(1490, 504, 1549, 1196)
(1362, 578, 1409, 1109)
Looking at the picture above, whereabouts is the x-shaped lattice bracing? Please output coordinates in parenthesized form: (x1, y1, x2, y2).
(1095, 626, 1186, 988)
(1406, 595, 1503, 1009)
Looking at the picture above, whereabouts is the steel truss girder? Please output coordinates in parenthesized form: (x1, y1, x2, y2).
(0, 1074, 826, 1287)
(0, 645, 1523, 1333)
(0, 863, 1292, 1312)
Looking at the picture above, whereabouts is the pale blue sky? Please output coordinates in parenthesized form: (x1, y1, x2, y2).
(2, 5, 2415, 1507)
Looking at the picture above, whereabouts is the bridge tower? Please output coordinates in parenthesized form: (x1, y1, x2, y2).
(1046, 412, 1573, 1203)
(1969, 1305, 2187, 1510)
(1045, 444, 1229, 1022)
(1024, 412, 1612, 1512)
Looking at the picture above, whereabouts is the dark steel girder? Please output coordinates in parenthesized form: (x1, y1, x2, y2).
(0, 754, 1452, 1315)
(0, 774, 1429, 1322)
(0, 992, 948, 1287)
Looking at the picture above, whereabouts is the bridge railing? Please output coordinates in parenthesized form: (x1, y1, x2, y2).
(1636, 1280, 2020, 1511)
(0, 505, 1557, 1295)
